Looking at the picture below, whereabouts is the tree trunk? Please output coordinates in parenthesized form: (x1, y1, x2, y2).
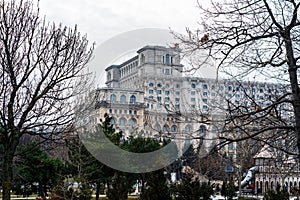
(284, 31, 300, 159)
(2, 149, 14, 200)
(95, 180, 100, 200)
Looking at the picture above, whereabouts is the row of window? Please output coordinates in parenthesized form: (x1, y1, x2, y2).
(120, 61, 139, 77)
(109, 109, 138, 115)
(151, 124, 207, 133)
(191, 83, 286, 95)
(148, 81, 285, 94)
(148, 82, 181, 89)
(140, 53, 174, 64)
(147, 103, 180, 110)
(110, 94, 137, 103)
(148, 88, 275, 101)
(110, 117, 137, 126)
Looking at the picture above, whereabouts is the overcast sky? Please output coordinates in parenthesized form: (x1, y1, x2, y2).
(39, 0, 202, 45)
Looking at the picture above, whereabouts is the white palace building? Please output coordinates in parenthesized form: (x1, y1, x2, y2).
(91, 45, 298, 193)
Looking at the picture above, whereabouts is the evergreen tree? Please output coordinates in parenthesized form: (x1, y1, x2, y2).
(13, 143, 64, 197)
(226, 178, 236, 200)
(264, 185, 289, 200)
(106, 171, 132, 200)
(139, 170, 171, 200)
(172, 172, 213, 200)
(221, 180, 227, 197)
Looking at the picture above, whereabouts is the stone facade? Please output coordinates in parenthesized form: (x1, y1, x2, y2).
(94, 45, 292, 165)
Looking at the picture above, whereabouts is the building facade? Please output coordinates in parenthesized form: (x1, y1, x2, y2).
(93, 45, 292, 164)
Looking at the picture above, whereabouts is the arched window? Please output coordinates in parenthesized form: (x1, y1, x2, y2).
(185, 125, 191, 132)
(199, 125, 207, 133)
(130, 95, 136, 103)
(119, 118, 126, 126)
(163, 125, 169, 132)
(271, 181, 274, 190)
(154, 124, 161, 131)
(171, 125, 177, 132)
(120, 95, 126, 103)
(265, 181, 269, 191)
(212, 127, 217, 133)
(166, 54, 170, 64)
(149, 82, 154, 87)
(191, 83, 196, 88)
(110, 94, 116, 103)
(129, 118, 137, 126)
(110, 117, 115, 125)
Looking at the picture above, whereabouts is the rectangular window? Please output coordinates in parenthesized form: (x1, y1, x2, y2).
(164, 68, 170, 75)
(203, 99, 208, 103)
(191, 98, 196, 102)
(157, 97, 162, 101)
(149, 90, 154, 94)
(203, 92, 208, 96)
(228, 153, 233, 161)
(165, 91, 170, 95)
(157, 90, 162, 94)
(165, 97, 170, 101)
(228, 143, 233, 150)
(175, 91, 180, 95)
(175, 98, 180, 102)
(191, 91, 196, 95)
(175, 104, 180, 109)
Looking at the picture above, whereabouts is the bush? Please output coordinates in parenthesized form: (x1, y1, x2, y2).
(238, 197, 257, 200)
(263, 189, 289, 200)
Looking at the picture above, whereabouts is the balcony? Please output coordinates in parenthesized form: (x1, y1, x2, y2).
(95, 100, 146, 109)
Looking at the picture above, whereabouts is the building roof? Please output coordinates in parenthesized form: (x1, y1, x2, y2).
(105, 55, 139, 71)
(254, 146, 273, 159)
(137, 45, 178, 53)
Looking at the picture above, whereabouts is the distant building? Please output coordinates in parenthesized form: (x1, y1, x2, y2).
(93, 45, 292, 163)
(254, 146, 300, 194)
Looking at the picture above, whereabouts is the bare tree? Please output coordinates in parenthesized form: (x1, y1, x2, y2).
(173, 0, 300, 156)
(0, 0, 94, 199)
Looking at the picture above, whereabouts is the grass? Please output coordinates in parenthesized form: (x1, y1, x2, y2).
(92, 195, 139, 200)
